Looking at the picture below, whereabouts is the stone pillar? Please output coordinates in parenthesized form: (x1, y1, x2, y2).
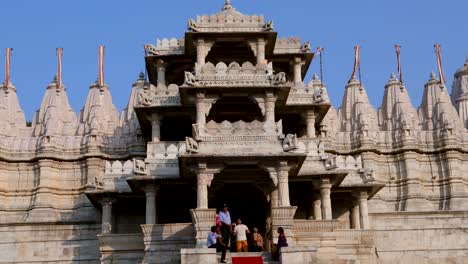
(305, 111, 316, 138)
(313, 196, 322, 220)
(320, 179, 332, 220)
(293, 57, 303, 84)
(101, 198, 115, 234)
(197, 173, 214, 209)
(144, 184, 159, 225)
(351, 200, 361, 229)
(358, 191, 370, 229)
(195, 39, 212, 67)
(257, 38, 266, 65)
(196, 91, 206, 126)
(150, 113, 161, 142)
(271, 187, 279, 208)
(277, 162, 290, 207)
(265, 91, 276, 123)
(156, 59, 166, 87)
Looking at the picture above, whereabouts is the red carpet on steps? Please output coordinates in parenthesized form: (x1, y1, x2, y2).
(231, 256, 263, 264)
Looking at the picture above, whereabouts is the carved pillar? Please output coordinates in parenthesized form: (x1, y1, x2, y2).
(257, 38, 266, 65)
(350, 200, 361, 229)
(271, 187, 279, 208)
(265, 91, 276, 123)
(156, 59, 166, 87)
(150, 113, 161, 142)
(197, 173, 214, 209)
(320, 179, 332, 220)
(313, 196, 322, 220)
(100, 197, 115, 234)
(358, 191, 370, 229)
(305, 111, 316, 138)
(277, 162, 290, 207)
(196, 91, 206, 126)
(195, 39, 212, 67)
(144, 184, 159, 225)
(293, 57, 303, 84)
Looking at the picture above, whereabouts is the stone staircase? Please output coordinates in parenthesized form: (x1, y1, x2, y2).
(217, 251, 279, 264)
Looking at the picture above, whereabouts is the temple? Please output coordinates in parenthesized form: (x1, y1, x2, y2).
(1, 1, 468, 264)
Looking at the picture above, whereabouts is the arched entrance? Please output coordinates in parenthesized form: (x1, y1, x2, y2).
(208, 165, 273, 236)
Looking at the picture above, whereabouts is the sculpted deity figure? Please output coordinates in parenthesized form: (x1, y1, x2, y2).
(185, 137, 199, 153)
(313, 86, 325, 103)
(138, 89, 153, 106)
(301, 41, 311, 53)
(271, 72, 287, 85)
(263, 20, 274, 31)
(282, 134, 298, 151)
(184, 71, 198, 86)
(133, 159, 148, 175)
(188, 18, 198, 32)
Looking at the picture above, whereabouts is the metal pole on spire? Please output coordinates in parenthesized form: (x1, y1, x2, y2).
(56, 47, 63, 90)
(349, 45, 360, 83)
(434, 44, 446, 85)
(98, 45, 105, 87)
(316, 46, 324, 84)
(4, 48, 12, 88)
(395, 44, 403, 84)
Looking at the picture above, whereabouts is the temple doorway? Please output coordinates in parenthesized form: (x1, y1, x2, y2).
(209, 183, 269, 235)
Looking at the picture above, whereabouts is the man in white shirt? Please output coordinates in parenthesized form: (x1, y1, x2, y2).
(233, 218, 250, 252)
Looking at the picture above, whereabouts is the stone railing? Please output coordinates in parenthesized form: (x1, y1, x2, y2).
(191, 13, 265, 32)
(293, 220, 347, 233)
(185, 62, 287, 87)
(286, 76, 330, 105)
(144, 38, 185, 56)
(136, 84, 181, 107)
(274, 37, 304, 54)
(197, 120, 283, 138)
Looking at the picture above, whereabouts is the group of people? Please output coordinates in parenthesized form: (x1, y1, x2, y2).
(207, 204, 288, 263)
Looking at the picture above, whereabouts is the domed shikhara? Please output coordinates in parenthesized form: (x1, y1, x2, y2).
(0, 2, 468, 264)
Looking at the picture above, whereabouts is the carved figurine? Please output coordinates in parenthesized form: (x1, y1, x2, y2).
(188, 18, 199, 32)
(263, 20, 274, 31)
(185, 137, 199, 153)
(93, 177, 104, 189)
(324, 155, 337, 170)
(137, 89, 153, 106)
(301, 41, 312, 53)
(282, 134, 298, 151)
(359, 168, 375, 183)
(271, 72, 287, 85)
(133, 158, 148, 175)
(313, 87, 325, 103)
(144, 44, 159, 56)
(184, 71, 198, 86)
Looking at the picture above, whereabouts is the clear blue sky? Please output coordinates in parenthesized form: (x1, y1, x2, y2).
(2, 0, 468, 120)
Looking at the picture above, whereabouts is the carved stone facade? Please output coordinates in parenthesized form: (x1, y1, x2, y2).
(1, 2, 468, 264)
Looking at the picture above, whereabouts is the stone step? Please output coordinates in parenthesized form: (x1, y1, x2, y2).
(217, 251, 279, 264)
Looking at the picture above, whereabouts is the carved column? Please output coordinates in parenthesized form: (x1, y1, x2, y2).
(271, 187, 279, 208)
(277, 162, 290, 207)
(293, 57, 303, 84)
(358, 191, 370, 229)
(156, 59, 166, 87)
(150, 113, 161, 142)
(196, 91, 206, 126)
(320, 179, 332, 220)
(197, 173, 214, 209)
(313, 196, 322, 220)
(257, 38, 266, 65)
(351, 200, 361, 229)
(195, 39, 212, 67)
(144, 184, 159, 225)
(100, 197, 115, 234)
(265, 91, 276, 123)
(305, 111, 316, 138)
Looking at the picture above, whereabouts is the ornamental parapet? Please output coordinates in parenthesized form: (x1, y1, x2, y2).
(274, 37, 311, 54)
(136, 83, 181, 108)
(144, 38, 185, 56)
(184, 62, 288, 87)
(190, 13, 267, 33)
(293, 220, 347, 233)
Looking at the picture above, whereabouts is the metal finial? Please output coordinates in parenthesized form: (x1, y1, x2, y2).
(222, 0, 233, 10)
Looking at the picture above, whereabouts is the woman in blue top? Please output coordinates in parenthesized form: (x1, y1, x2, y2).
(273, 227, 288, 260)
